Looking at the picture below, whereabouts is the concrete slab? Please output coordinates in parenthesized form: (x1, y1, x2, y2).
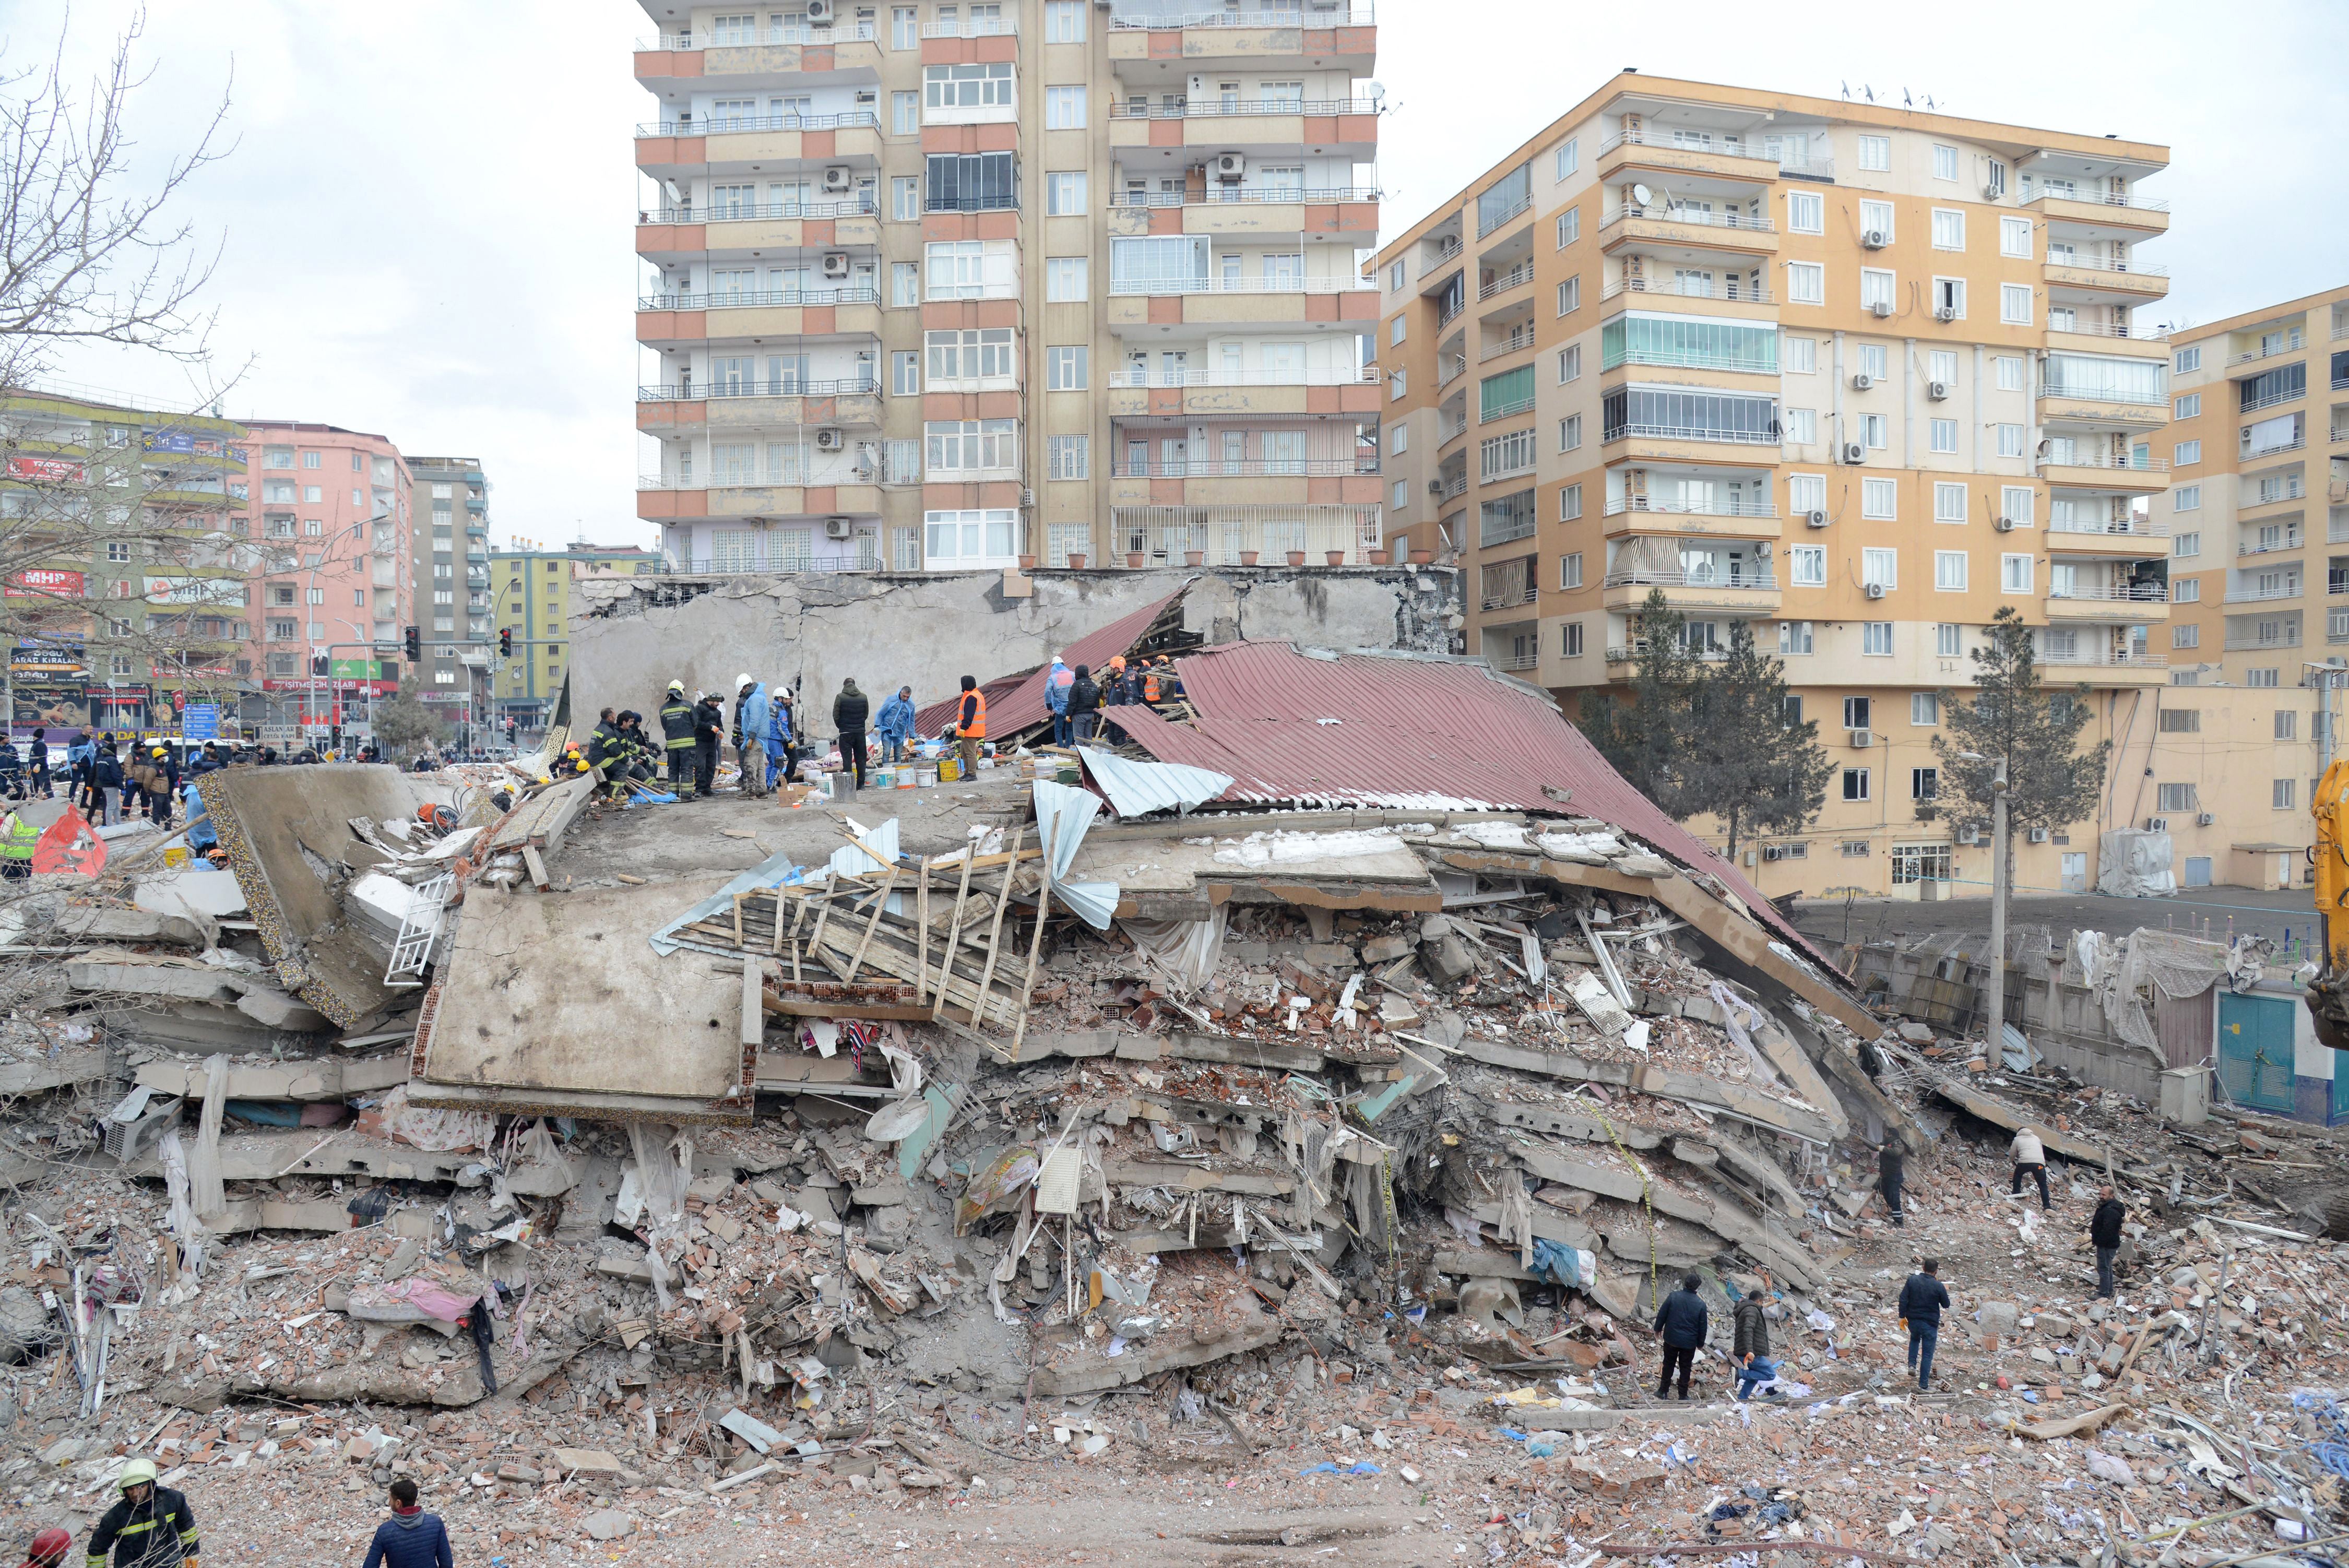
(134, 870, 248, 921)
(411, 880, 753, 1123)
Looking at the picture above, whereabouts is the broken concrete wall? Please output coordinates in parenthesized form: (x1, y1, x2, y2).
(567, 565, 1463, 731)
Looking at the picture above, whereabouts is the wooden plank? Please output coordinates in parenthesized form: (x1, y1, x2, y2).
(811, 919, 1021, 1030)
(1007, 819, 1055, 1062)
(843, 868, 897, 982)
(522, 846, 552, 889)
(968, 823, 1027, 1043)
(740, 957, 763, 1049)
(932, 845, 979, 1024)
(915, 855, 931, 1006)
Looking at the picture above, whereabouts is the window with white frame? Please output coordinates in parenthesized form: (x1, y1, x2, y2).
(2174, 486, 2201, 512)
(2000, 216, 2032, 258)
(1557, 344, 1581, 383)
(1043, 1, 1084, 41)
(1858, 134, 1890, 171)
(2174, 625, 2200, 649)
(926, 62, 1014, 113)
(1934, 481, 1966, 521)
(2175, 347, 2202, 373)
(1934, 550, 1968, 590)
(893, 262, 920, 305)
(1482, 427, 1538, 478)
(1930, 419, 1958, 454)
(1557, 414, 1582, 452)
(2174, 392, 2200, 419)
(1046, 257, 1089, 300)
(924, 508, 1018, 562)
(893, 90, 920, 134)
(1047, 435, 1088, 480)
(1556, 277, 1580, 315)
(1790, 545, 1825, 586)
(2175, 439, 2201, 465)
(2001, 486, 2033, 525)
(1857, 342, 1888, 381)
(1862, 621, 1894, 655)
(1861, 413, 1888, 449)
(1995, 354, 2023, 391)
(1391, 479, 1407, 512)
(1933, 277, 1965, 317)
(1787, 472, 1825, 519)
(1389, 422, 1407, 455)
(1786, 190, 1823, 234)
(1044, 86, 1086, 128)
(1559, 551, 1583, 589)
(1391, 369, 1405, 400)
(1860, 269, 1894, 311)
(1046, 171, 1087, 214)
(1779, 620, 1813, 655)
(1932, 144, 1959, 181)
(2000, 283, 2032, 324)
(1553, 138, 1579, 179)
(1912, 693, 1940, 726)
(2276, 779, 2298, 810)
(1862, 545, 1896, 585)
(1929, 349, 1958, 386)
(1860, 199, 1893, 240)
(926, 327, 1015, 384)
(1389, 258, 1405, 291)
(1556, 208, 1580, 248)
(925, 239, 1010, 299)
(2172, 577, 2200, 602)
(1785, 336, 1816, 373)
(892, 176, 921, 220)
(1843, 767, 1871, 800)
(1558, 483, 1583, 522)
(1563, 621, 1584, 657)
(1390, 315, 1406, 346)
(2001, 553, 2034, 592)
(1786, 261, 1824, 304)
(926, 419, 1017, 473)
(1931, 209, 1964, 250)
(892, 351, 920, 396)
(1998, 423, 2025, 457)
(1046, 346, 1087, 389)
(1785, 408, 1816, 444)
(1935, 623, 1962, 657)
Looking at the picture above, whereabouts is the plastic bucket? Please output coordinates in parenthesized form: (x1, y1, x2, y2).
(939, 756, 962, 782)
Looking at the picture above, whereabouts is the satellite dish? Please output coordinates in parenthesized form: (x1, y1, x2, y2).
(1631, 183, 1653, 207)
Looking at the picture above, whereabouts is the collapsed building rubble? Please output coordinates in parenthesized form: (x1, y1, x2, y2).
(7, 646, 2349, 1566)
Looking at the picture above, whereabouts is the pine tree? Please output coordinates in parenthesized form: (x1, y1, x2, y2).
(373, 687, 449, 759)
(1677, 621, 1834, 861)
(1579, 588, 1695, 810)
(1930, 605, 2111, 837)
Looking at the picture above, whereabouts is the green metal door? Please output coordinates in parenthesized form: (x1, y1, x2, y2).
(2217, 993, 2296, 1114)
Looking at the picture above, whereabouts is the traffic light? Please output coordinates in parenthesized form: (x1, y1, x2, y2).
(402, 625, 420, 661)
(499, 628, 513, 657)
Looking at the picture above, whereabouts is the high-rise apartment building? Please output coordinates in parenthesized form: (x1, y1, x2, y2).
(240, 423, 413, 735)
(405, 456, 495, 727)
(490, 543, 666, 730)
(2127, 285, 2349, 892)
(1374, 75, 2173, 898)
(632, 0, 1382, 575)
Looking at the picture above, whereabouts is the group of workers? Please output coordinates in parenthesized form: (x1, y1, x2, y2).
(16, 1457, 453, 1568)
(1042, 652, 1180, 747)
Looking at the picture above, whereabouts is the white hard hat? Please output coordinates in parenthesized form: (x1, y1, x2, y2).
(735, 672, 754, 690)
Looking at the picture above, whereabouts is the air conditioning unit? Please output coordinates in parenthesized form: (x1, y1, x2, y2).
(821, 165, 852, 194)
(1861, 229, 1889, 250)
(821, 252, 850, 278)
(1981, 182, 2002, 201)
(2027, 827, 2049, 844)
(1865, 581, 1888, 600)
(1850, 372, 1875, 391)
(1994, 516, 2016, 533)
(1427, 480, 1444, 495)
(823, 516, 853, 540)
(1926, 380, 1950, 400)
(1841, 443, 1866, 464)
(1958, 827, 1980, 846)
(2145, 815, 2170, 833)
(1804, 508, 1829, 528)
(806, 0, 836, 19)
(1848, 728, 1873, 749)
(815, 428, 845, 450)
(1214, 151, 1247, 182)
(1933, 306, 1958, 324)
(1870, 300, 1894, 319)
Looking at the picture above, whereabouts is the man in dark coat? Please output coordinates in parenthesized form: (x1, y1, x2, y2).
(832, 678, 870, 790)
(359, 1478, 449, 1568)
(1651, 1272, 1709, 1401)
(690, 693, 725, 799)
(1897, 1257, 1952, 1391)
(2088, 1186, 2126, 1299)
(1878, 1142, 1906, 1228)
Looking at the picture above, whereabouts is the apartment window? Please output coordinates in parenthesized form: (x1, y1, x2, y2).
(1926, 623, 1958, 659)
(1932, 144, 1959, 181)
(2158, 707, 2201, 734)
(1929, 208, 1965, 251)
(1935, 550, 1968, 590)
(1556, 344, 1581, 383)
(1927, 350, 1959, 388)
(1557, 414, 1582, 452)
(1047, 435, 1088, 481)
(1553, 138, 1579, 179)
(304, 517, 322, 534)
(2276, 779, 2298, 810)
(1860, 269, 1894, 312)
(1912, 767, 1940, 802)
(1789, 545, 1825, 586)
(1910, 693, 1940, 727)
(1786, 191, 1823, 234)
(301, 450, 321, 468)
(1998, 424, 2026, 458)
(925, 151, 1017, 211)
(1862, 544, 1896, 584)
(2000, 283, 2032, 325)
(1045, 346, 1087, 390)
(303, 486, 322, 503)
(264, 447, 293, 469)
(2155, 782, 2199, 813)
(2001, 486, 2033, 526)
(1555, 277, 1580, 315)
(1852, 342, 1886, 382)
(1843, 768, 1872, 801)
(1560, 551, 1584, 589)
(893, 262, 920, 306)
(1043, 0, 1084, 41)
(1558, 483, 1583, 522)
(1863, 622, 1894, 656)
(1933, 278, 1965, 318)
(1390, 315, 1407, 348)
(925, 61, 1014, 112)
(2174, 347, 2202, 374)
(1479, 489, 1537, 547)
(2001, 553, 2034, 592)
(892, 351, 921, 396)
(2175, 439, 2201, 466)
(1391, 369, 1405, 400)
(1044, 86, 1086, 128)
(926, 239, 1008, 298)
(925, 418, 1018, 473)
(892, 176, 921, 220)
(1862, 480, 1896, 520)
(1787, 473, 1825, 520)
(1859, 199, 1893, 240)
(1779, 621, 1813, 655)
(1556, 208, 1580, 248)
(1857, 134, 1890, 171)
(1933, 481, 1966, 521)
(888, 90, 920, 136)
(1391, 479, 1407, 512)
(1785, 408, 1816, 444)
(1930, 419, 1958, 454)
(1780, 338, 1814, 376)
(2173, 578, 2200, 603)
(1843, 696, 1872, 731)
(1862, 413, 1888, 449)
(1785, 262, 1824, 305)
(1389, 259, 1405, 291)
(2277, 709, 2300, 741)
(2173, 624, 2200, 649)
(1046, 171, 1087, 215)
(1482, 427, 1538, 479)
(2249, 668, 2281, 688)
(2173, 482, 2202, 513)
(926, 509, 1018, 563)
(1995, 355, 2024, 391)
(1046, 257, 1089, 301)
(1563, 622, 1584, 657)
(1999, 216, 2032, 259)
(1389, 422, 1407, 456)
(2174, 393, 2201, 419)
(893, 6, 918, 46)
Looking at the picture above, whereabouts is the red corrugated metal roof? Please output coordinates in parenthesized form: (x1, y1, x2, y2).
(1123, 641, 1829, 964)
(914, 589, 1183, 739)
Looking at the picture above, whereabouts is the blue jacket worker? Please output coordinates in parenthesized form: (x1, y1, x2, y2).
(734, 676, 771, 797)
(764, 684, 798, 789)
(875, 685, 916, 764)
(1651, 1272, 1709, 1401)
(361, 1479, 450, 1568)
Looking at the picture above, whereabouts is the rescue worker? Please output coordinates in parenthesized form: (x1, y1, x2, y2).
(1157, 655, 1183, 705)
(585, 712, 623, 771)
(874, 685, 915, 766)
(360, 1478, 449, 1568)
(1066, 664, 1101, 744)
(1650, 1272, 1709, 1402)
(27, 727, 50, 799)
(2010, 1124, 2051, 1210)
(832, 678, 870, 790)
(1, 802, 38, 878)
(84, 1457, 198, 1568)
(690, 690, 725, 799)
(950, 674, 986, 780)
(1100, 656, 1131, 744)
(1141, 659, 1163, 707)
(181, 778, 215, 858)
(1044, 655, 1073, 747)
(84, 740, 124, 826)
(0, 736, 22, 801)
(733, 675, 770, 798)
(764, 683, 797, 789)
(21, 1526, 72, 1568)
(657, 680, 696, 794)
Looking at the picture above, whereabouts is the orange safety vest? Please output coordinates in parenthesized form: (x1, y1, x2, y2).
(961, 690, 988, 740)
(1142, 671, 1161, 703)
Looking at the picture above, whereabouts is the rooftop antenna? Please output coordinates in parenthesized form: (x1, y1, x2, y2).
(1863, 85, 1876, 103)
(1840, 80, 1851, 100)
(1903, 87, 1913, 108)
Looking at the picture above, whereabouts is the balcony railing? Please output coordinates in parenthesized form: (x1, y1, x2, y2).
(2246, 481, 2308, 505)
(1614, 348, 1782, 375)
(2243, 434, 2310, 460)
(1477, 584, 1538, 611)
(1110, 98, 1379, 118)
(2041, 450, 2172, 473)
(1434, 473, 1467, 501)
(2243, 531, 2308, 557)
(1602, 568, 1779, 590)
(1437, 355, 1466, 388)
(1477, 262, 1535, 302)
(921, 14, 1017, 35)
(1108, 274, 1376, 298)
(638, 286, 879, 310)
(2047, 319, 2170, 342)
(1108, 3, 1375, 25)
(2224, 631, 2303, 650)
(2228, 339, 2307, 367)
(1601, 278, 1775, 306)
(2043, 382, 2168, 409)
(662, 555, 885, 576)
(1428, 235, 1463, 265)
(1111, 185, 1379, 208)
(2047, 257, 2168, 278)
(1106, 365, 1380, 388)
(2222, 581, 2303, 603)
(2027, 188, 2170, 212)
(1602, 497, 1779, 520)
(636, 111, 881, 137)
(1109, 504, 1383, 567)
(1437, 293, 1466, 328)
(1603, 421, 1782, 447)
(642, 22, 877, 47)
(638, 378, 879, 401)
(1603, 204, 1774, 235)
(2039, 649, 2169, 669)
(2241, 387, 2307, 416)
(648, 197, 876, 223)
(1476, 195, 1532, 239)
(1606, 644, 1735, 664)
(1478, 330, 1537, 363)
(1113, 458, 1374, 478)
(2051, 583, 2169, 603)
(2049, 518, 2171, 541)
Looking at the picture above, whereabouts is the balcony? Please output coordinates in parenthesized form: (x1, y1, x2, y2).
(2043, 258, 2170, 302)
(639, 198, 882, 258)
(1107, 503, 1382, 568)
(2023, 188, 2171, 235)
(1104, 364, 1381, 418)
(2046, 319, 2172, 360)
(1433, 472, 1467, 502)
(637, 381, 884, 436)
(638, 286, 877, 313)
(2239, 528, 2305, 557)
(2242, 480, 2309, 513)
(2037, 648, 2169, 684)
(1106, 272, 1378, 331)
(920, 13, 1017, 35)
(1106, 7, 1377, 73)
(2227, 337, 2307, 368)
(1112, 457, 1372, 479)
(2224, 630, 2303, 651)
(2223, 579, 2304, 604)
(1477, 261, 1535, 303)
(2046, 583, 2169, 622)
(1600, 277, 1776, 316)
(634, 114, 884, 178)
(640, 21, 878, 49)
(1595, 129, 1782, 186)
(1599, 204, 1777, 257)
(2041, 450, 2170, 492)
(637, 287, 883, 348)
(2045, 520, 2170, 557)
(1105, 185, 1380, 243)
(1106, 99, 1379, 160)
(1600, 418, 1783, 465)
(1478, 327, 1537, 363)
(1475, 193, 1532, 240)
(1600, 567, 1781, 614)
(1602, 496, 1782, 542)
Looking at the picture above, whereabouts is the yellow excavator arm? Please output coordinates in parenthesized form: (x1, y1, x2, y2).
(2310, 758, 2349, 1050)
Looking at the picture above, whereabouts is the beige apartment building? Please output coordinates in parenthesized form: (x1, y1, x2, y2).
(1374, 74, 2177, 900)
(2128, 284, 2349, 891)
(632, 0, 1382, 576)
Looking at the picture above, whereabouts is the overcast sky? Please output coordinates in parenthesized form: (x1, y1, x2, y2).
(21, 1, 2347, 549)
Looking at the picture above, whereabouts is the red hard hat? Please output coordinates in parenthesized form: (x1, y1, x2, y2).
(28, 1528, 73, 1567)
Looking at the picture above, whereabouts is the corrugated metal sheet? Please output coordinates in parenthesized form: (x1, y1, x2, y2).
(1031, 780, 1118, 929)
(913, 589, 1184, 740)
(1076, 748, 1232, 819)
(1120, 641, 1823, 963)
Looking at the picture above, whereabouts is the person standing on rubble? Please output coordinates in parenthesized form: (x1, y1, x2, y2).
(26, 727, 50, 799)
(833, 677, 871, 790)
(1731, 1286, 1778, 1400)
(1066, 663, 1101, 744)
(733, 676, 770, 798)
(1651, 1272, 1709, 1402)
(1878, 1142, 1906, 1228)
(875, 684, 916, 766)
(1897, 1257, 1951, 1392)
(949, 675, 985, 780)
(690, 690, 725, 799)
(1045, 654, 1073, 746)
(657, 681, 696, 794)
(765, 685, 798, 789)
(2088, 1184, 2126, 1299)
(2010, 1124, 2052, 1210)
(359, 1478, 449, 1568)
(83, 1458, 198, 1568)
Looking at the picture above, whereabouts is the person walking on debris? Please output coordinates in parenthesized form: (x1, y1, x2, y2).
(733, 675, 770, 798)
(1878, 1141, 1906, 1228)
(1651, 1271, 1709, 1401)
(657, 680, 696, 794)
(2010, 1123, 2051, 1210)
(875, 684, 916, 766)
(690, 691, 725, 799)
(950, 675, 986, 780)
(832, 678, 871, 790)
(1066, 663, 1101, 744)
(360, 1478, 449, 1568)
(1731, 1285, 1778, 1400)
(84, 1458, 198, 1568)
(2089, 1183, 2126, 1299)
(1045, 654, 1073, 746)
(1897, 1256, 1951, 1391)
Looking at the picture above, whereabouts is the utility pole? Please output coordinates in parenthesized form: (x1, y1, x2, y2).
(1986, 754, 2011, 1059)
(2308, 661, 2349, 777)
